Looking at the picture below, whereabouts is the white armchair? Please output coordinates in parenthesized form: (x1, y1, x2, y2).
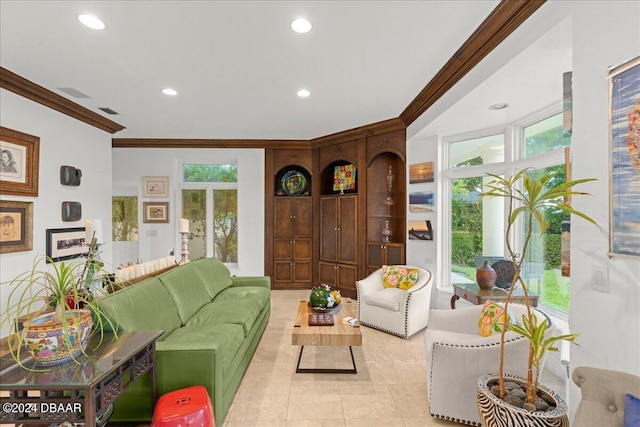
(356, 267, 433, 338)
(424, 303, 554, 426)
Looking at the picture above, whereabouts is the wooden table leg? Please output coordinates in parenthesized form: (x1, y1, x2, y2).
(450, 294, 459, 309)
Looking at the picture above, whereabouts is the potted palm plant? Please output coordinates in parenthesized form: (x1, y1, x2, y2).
(1, 250, 119, 369)
(475, 169, 597, 426)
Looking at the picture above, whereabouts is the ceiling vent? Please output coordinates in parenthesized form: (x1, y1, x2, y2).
(57, 87, 90, 98)
(99, 107, 119, 115)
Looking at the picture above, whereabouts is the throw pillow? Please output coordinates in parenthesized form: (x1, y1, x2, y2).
(625, 393, 640, 427)
(479, 300, 510, 337)
(382, 265, 419, 290)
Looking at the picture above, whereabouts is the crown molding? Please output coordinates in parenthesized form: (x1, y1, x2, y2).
(310, 117, 406, 148)
(0, 67, 125, 134)
(399, 0, 546, 127)
(112, 138, 310, 149)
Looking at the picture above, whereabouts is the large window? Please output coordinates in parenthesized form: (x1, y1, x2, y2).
(445, 110, 571, 316)
(181, 163, 238, 265)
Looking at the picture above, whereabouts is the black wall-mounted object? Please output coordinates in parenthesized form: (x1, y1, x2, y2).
(61, 201, 82, 221)
(60, 165, 82, 186)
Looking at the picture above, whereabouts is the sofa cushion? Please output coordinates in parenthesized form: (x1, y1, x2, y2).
(625, 393, 640, 427)
(159, 264, 212, 324)
(215, 286, 270, 309)
(158, 324, 245, 375)
(382, 265, 419, 290)
(186, 298, 261, 336)
(190, 258, 234, 300)
(98, 277, 181, 339)
(362, 288, 408, 312)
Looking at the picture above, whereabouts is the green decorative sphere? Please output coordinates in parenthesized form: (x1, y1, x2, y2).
(310, 287, 330, 308)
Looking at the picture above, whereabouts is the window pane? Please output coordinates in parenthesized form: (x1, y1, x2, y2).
(523, 113, 570, 157)
(182, 189, 207, 260)
(523, 164, 570, 313)
(183, 164, 237, 182)
(450, 176, 504, 282)
(213, 190, 237, 263)
(112, 196, 138, 241)
(451, 134, 504, 168)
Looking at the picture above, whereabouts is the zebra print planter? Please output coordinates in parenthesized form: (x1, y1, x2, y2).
(476, 373, 569, 427)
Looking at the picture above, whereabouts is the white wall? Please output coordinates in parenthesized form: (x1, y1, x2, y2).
(0, 89, 113, 337)
(568, 1, 640, 414)
(112, 147, 265, 276)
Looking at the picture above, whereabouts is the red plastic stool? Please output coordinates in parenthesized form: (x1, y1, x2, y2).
(152, 385, 215, 427)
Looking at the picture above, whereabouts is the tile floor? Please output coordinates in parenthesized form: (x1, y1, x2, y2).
(109, 289, 565, 427)
(221, 290, 565, 427)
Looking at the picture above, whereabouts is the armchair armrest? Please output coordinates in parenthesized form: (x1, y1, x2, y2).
(428, 305, 485, 334)
(355, 269, 384, 295)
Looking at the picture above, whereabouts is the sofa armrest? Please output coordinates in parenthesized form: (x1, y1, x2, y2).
(231, 276, 271, 289)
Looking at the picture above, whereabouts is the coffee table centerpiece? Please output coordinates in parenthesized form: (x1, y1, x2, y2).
(308, 284, 341, 312)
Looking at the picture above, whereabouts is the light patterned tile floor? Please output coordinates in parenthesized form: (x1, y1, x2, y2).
(109, 289, 565, 427)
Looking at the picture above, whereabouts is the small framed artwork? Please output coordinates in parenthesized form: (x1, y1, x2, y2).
(142, 176, 169, 198)
(409, 191, 435, 212)
(333, 164, 357, 193)
(0, 200, 34, 253)
(143, 202, 169, 223)
(1, 126, 40, 197)
(408, 220, 433, 240)
(409, 161, 434, 183)
(46, 227, 88, 262)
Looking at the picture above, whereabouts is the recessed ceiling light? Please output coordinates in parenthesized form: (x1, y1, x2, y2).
(291, 18, 312, 34)
(489, 103, 508, 110)
(78, 14, 105, 30)
(162, 88, 178, 96)
(297, 89, 310, 98)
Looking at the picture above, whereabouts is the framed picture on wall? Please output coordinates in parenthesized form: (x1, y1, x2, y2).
(142, 176, 169, 198)
(143, 202, 169, 223)
(608, 55, 640, 258)
(409, 191, 435, 212)
(0, 126, 40, 197)
(0, 200, 33, 253)
(408, 220, 433, 240)
(46, 227, 88, 262)
(409, 162, 434, 183)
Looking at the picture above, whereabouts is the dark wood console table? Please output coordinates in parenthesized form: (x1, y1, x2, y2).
(451, 283, 538, 309)
(0, 330, 162, 425)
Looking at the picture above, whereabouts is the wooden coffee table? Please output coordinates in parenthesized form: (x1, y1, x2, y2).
(291, 299, 362, 374)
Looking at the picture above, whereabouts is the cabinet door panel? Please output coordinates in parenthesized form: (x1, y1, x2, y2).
(293, 239, 311, 260)
(292, 197, 312, 237)
(274, 239, 293, 260)
(338, 264, 357, 291)
(338, 196, 357, 264)
(385, 244, 404, 265)
(274, 262, 292, 282)
(274, 198, 292, 238)
(319, 262, 337, 287)
(320, 198, 338, 262)
(368, 243, 384, 268)
(293, 262, 312, 282)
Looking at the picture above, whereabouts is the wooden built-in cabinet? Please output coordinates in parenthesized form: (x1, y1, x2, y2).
(273, 197, 312, 286)
(264, 126, 406, 297)
(367, 242, 404, 274)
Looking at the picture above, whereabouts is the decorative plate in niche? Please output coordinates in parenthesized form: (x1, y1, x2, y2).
(281, 170, 307, 196)
(491, 260, 515, 289)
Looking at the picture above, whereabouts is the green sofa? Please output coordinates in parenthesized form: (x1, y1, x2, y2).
(97, 257, 271, 425)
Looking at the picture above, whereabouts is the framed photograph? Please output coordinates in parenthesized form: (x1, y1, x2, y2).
(409, 161, 434, 183)
(142, 176, 169, 198)
(609, 55, 640, 258)
(0, 200, 33, 253)
(143, 202, 169, 223)
(409, 191, 435, 212)
(46, 227, 88, 262)
(1, 126, 40, 196)
(408, 220, 433, 241)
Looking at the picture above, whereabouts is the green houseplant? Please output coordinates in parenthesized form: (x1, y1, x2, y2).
(476, 169, 597, 424)
(1, 252, 119, 368)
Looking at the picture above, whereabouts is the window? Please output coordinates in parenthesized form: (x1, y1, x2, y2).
(181, 163, 238, 265)
(112, 196, 138, 241)
(444, 109, 571, 317)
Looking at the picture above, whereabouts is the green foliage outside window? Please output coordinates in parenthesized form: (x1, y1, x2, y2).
(112, 196, 138, 241)
(183, 164, 237, 182)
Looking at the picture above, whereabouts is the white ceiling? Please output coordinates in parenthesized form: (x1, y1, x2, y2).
(0, 1, 570, 141)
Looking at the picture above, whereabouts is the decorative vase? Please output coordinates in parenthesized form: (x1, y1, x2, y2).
(476, 261, 497, 290)
(476, 373, 569, 427)
(22, 309, 93, 365)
